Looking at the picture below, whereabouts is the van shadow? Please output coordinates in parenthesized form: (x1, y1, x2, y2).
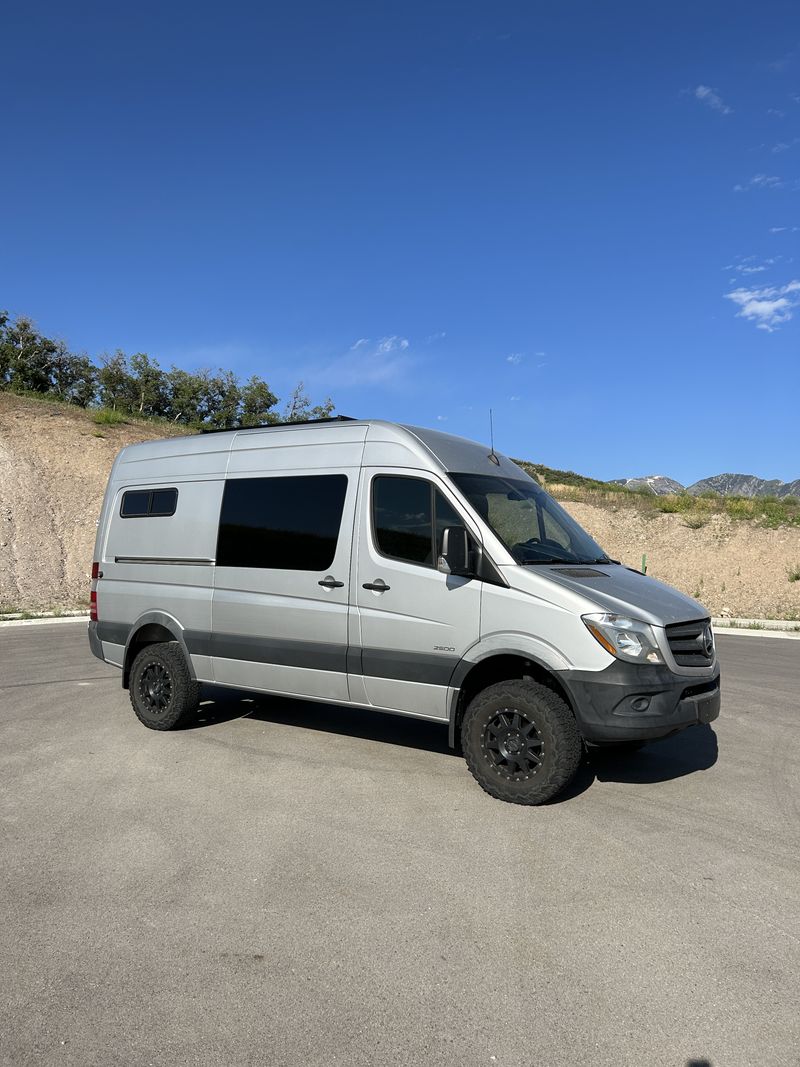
(189, 685, 454, 755)
(555, 724, 719, 803)
(189, 686, 719, 799)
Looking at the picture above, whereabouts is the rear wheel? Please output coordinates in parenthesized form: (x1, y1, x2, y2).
(461, 679, 582, 805)
(129, 641, 200, 731)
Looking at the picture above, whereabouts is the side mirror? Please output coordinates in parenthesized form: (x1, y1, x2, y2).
(438, 526, 471, 576)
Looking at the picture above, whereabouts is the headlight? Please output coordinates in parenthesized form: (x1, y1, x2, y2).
(582, 613, 664, 664)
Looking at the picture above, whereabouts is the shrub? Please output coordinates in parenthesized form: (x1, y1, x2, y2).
(92, 408, 127, 426)
(788, 565, 800, 583)
(656, 494, 693, 513)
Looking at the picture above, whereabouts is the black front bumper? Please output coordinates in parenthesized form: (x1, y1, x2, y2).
(561, 659, 721, 743)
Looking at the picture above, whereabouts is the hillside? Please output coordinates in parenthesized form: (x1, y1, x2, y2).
(2, 392, 800, 619)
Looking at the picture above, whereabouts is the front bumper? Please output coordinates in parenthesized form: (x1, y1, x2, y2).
(560, 659, 720, 743)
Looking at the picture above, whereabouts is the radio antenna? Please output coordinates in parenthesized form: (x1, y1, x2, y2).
(488, 408, 500, 465)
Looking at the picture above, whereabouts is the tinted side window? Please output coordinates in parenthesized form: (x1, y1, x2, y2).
(151, 489, 179, 517)
(373, 477, 432, 564)
(120, 490, 150, 517)
(120, 488, 178, 518)
(217, 475, 348, 570)
(373, 477, 467, 567)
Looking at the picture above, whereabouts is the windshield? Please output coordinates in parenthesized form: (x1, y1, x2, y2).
(450, 472, 610, 566)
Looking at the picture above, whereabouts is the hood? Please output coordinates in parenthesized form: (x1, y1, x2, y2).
(534, 564, 708, 627)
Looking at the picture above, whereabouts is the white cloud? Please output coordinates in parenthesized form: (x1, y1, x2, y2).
(724, 280, 800, 331)
(311, 336, 413, 387)
(772, 137, 800, 153)
(692, 84, 733, 115)
(535, 350, 546, 357)
(375, 335, 409, 354)
(725, 255, 779, 276)
(509, 395, 521, 402)
(425, 331, 446, 343)
(733, 173, 783, 191)
(506, 353, 523, 365)
(767, 107, 786, 118)
(436, 414, 448, 421)
(769, 225, 800, 233)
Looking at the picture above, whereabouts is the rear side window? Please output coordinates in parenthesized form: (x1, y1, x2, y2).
(372, 476, 465, 567)
(120, 488, 178, 518)
(216, 475, 348, 570)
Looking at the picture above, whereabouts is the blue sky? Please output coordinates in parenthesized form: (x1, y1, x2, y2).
(2, 1, 799, 484)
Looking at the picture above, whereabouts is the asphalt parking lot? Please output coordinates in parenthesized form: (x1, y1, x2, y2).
(1, 623, 798, 1066)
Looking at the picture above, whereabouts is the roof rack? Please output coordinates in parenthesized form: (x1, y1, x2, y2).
(199, 415, 358, 435)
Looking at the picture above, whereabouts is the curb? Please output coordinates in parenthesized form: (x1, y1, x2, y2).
(713, 626, 800, 641)
(711, 616, 800, 633)
(0, 614, 89, 629)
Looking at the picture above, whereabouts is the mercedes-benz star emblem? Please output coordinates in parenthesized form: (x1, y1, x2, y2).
(703, 626, 714, 658)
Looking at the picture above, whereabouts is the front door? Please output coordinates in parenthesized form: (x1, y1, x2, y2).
(352, 469, 482, 719)
(211, 469, 356, 702)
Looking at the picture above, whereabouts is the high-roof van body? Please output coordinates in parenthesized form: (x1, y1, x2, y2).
(89, 419, 720, 804)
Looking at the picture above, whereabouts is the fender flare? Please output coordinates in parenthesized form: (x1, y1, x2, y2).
(123, 610, 197, 685)
(447, 636, 572, 748)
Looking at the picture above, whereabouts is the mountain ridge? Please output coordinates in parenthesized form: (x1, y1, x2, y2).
(613, 472, 800, 498)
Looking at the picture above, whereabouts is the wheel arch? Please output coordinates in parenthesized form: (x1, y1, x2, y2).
(447, 650, 577, 749)
(122, 611, 195, 689)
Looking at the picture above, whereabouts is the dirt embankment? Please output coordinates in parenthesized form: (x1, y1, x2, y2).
(1, 393, 799, 618)
(0, 394, 183, 612)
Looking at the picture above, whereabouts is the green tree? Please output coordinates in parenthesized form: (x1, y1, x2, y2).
(282, 381, 335, 422)
(0, 311, 11, 385)
(50, 342, 97, 407)
(0, 315, 58, 392)
(129, 352, 168, 416)
(200, 369, 241, 429)
(239, 375, 279, 426)
(97, 351, 134, 411)
(166, 367, 206, 424)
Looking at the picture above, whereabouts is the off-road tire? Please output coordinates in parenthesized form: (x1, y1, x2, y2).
(461, 679, 582, 805)
(129, 641, 200, 731)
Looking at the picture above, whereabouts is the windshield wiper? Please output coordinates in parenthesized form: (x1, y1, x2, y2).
(519, 556, 620, 567)
(519, 558, 577, 566)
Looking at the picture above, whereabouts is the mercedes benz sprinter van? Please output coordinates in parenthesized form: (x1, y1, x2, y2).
(88, 418, 720, 805)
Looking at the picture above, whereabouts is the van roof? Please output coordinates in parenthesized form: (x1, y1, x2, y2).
(114, 418, 527, 481)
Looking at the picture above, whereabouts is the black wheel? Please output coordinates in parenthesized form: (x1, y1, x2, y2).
(461, 679, 582, 805)
(129, 641, 200, 731)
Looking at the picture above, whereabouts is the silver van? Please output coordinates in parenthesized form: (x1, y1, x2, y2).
(89, 418, 720, 805)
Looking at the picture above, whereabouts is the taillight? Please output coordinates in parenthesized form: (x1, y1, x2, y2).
(90, 590, 98, 622)
(91, 561, 100, 580)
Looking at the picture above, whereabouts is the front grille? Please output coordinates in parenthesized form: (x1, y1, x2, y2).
(666, 618, 714, 668)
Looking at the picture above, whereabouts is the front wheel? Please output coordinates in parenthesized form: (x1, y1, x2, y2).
(129, 641, 200, 731)
(461, 680, 582, 805)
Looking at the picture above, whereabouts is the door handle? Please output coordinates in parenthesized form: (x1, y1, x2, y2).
(362, 579, 390, 592)
(318, 576, 344, 589)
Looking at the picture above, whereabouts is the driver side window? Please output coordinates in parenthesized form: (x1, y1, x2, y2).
(372, 476, 467, 568)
